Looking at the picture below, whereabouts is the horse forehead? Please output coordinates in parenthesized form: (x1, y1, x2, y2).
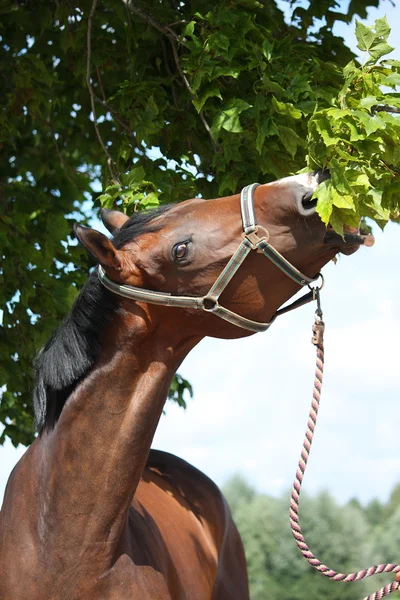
(130, 198, 210, 244)
(269, 172, 319, 191)
(156, 196, 236, 230)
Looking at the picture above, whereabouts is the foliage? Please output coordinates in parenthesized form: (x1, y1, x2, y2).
(223, 475, 400, 600)
(307, 17, 400, 234)
(0, 0, 389, 446)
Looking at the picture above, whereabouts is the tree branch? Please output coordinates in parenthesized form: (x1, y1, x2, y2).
(372, 104, 400, 114)
(121, 0, 181, 44)
(86, 0, 120, 183)
(122, 0, 219, 153)
(167, 20, 189, 27)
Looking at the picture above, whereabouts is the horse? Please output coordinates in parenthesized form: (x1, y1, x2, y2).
(0, 172, 369, 600)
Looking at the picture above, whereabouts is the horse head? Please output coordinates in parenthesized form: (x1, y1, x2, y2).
(76, 171, 372, 340)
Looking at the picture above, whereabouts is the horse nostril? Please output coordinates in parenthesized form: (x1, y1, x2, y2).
(302, 190, 314, 204)
(298, 191, 318, 216)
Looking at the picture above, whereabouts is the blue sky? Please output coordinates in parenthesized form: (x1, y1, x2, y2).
(1, 1, 400, 506)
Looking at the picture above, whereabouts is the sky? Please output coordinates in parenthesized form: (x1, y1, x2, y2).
(1, 1, 400, 508)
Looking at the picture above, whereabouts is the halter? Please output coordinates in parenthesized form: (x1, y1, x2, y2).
(98, 183, 323, 333)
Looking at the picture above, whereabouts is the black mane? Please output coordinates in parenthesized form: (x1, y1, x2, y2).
(113, 204, 172, 249)
(33, 205, 172, 431)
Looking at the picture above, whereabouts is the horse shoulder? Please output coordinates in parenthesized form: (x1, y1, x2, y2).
(131, 449, 249, 600)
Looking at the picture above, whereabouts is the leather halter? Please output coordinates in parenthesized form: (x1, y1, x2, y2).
(98, 183, 322, 333)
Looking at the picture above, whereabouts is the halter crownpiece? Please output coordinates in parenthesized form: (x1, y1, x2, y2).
(98, 184, 322, 333)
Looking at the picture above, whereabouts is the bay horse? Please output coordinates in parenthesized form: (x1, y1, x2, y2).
(0, 173, 368, 600)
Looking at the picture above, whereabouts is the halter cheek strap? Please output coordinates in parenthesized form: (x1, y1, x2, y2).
(98, 184, 322, 334)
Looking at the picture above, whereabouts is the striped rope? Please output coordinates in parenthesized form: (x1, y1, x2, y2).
(290, 314, 400, 600)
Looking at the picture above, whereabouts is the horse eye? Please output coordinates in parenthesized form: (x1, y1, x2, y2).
(173, 242, 189, 262)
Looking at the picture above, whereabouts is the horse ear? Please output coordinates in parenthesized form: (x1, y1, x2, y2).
(100, 208, 129, 233)
(74, 224, 122, 271)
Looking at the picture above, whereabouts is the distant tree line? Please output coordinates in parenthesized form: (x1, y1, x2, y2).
(223, 476, 400, 599)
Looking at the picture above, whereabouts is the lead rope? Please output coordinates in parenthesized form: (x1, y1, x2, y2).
(289, 288, 400, 599)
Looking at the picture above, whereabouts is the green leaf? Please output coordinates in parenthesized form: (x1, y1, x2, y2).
(315, 180, 333, 225)
(368, 42, 394, 62)
(329, 209, 344, 237)
(98, 193, 114, 209)
(330, 158, 352, 195)
(210, 66, 241, 81)
(277, 125, 304, 158)
(223, 99, 252, 117)
(262, 75, 285, 96)
(366, 188, 390, 221)
(382, 59, 400, 68)
(139, 192, 160, 208)
(271, 97, 302, 120)
(374, 16, 391, 39)
(383, 72, 400, 87)
(355, 20, 377, 52)
(127, 167, 145, 185)
(359, 96, 379, 109)
(256, 119, 279, 154)
(222, 115, 243, 133)
(182, 20, 195, 37)
(192, 84, 222, 113)
(212, 99, 252, 135)
(312, 114, 341, 146)
(331, 191, 355, 210)
(207, 32, 230, 52)
(261, 39, 274, 61)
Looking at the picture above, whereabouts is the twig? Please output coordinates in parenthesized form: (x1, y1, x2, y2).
(121, 0, 182, 44)
(86, 0, 120, 183)
(379, 159, 398, 177)
(372, 104, 400, 114)
(167, 20, 189, 27)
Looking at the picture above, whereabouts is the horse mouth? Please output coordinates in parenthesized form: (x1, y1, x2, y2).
(324, 227, 375, 255)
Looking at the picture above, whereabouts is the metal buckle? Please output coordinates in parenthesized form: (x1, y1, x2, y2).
(308, 272, 324, 293)
(308, 273, 324, 319)
(243, 226, 270, 250)
(201, 297, 219, 312)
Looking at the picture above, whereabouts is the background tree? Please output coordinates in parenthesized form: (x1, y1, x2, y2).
(223, 475, 400, 599)
(0, 0, 388, 446)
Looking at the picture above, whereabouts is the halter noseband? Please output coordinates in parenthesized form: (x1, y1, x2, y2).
(98, 184, 322, 333)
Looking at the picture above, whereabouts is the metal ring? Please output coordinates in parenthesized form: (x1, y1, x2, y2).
(308, 272, 324, 292)
(202, 297, 219, 312)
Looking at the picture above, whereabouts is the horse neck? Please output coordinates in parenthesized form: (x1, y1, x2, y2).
(33, 308, 200, 558)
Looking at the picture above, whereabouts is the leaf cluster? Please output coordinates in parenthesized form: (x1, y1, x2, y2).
(307, 17, 400, 233)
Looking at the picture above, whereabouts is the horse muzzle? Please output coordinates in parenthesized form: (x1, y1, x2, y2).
(323, 227, 375, 255)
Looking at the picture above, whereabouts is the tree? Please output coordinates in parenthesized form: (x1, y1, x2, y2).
(0, 0, 388, 446)
(223, 475, 400, 600)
